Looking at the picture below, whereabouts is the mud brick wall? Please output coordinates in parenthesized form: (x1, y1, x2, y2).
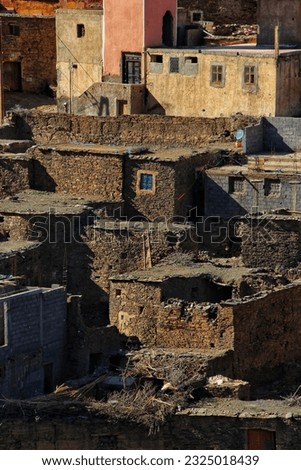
(2, 16, 56, 93)
(155, 302, 234, 349)
(109, 278, 233, 347)
(13, 112, 258, 147)
(240, 218, 301, 268)
(178, 0, 257, 24)
(30, 147, 123, 200)
(0, 215, 32, 241)
(0, 157, 32, 198)
(231, 283, 301, 381)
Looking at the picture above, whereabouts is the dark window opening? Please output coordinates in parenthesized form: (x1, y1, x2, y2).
(229, 176, 245, 194)
(9, 24, 20, 36)
(170, 57, 179, 73)
(89, 353, 103, 374)
(162, 10, 173, 47)
(191, 287, 198, 300)
(211, 64, 225, 86)
(43, 363, 54, 394)
(264, 178, 281, 196)
(192, 12, 202, 22)
(185, 56, 198, 64)
(115, 289, 122, 297)
(151, 55, 163, 63)
(140, 173, 153, 191)
(138, 306, 144, 314)
(77, 24, 85, 38)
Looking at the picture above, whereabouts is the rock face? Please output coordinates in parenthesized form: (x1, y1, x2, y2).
(178, 0, 257, 25)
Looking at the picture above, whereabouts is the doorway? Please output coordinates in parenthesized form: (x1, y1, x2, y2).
(43, 363, 54, 394)
(3, 61, 22, 91)
(122, 53, 141, 84)
(162, 11, 174, 47)
(247, 429, 276, 450)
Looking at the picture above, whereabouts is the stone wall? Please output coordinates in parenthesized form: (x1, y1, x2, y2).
(0, 405, 301, 450)
(30, 146, 124, 201)
(2, 16, 56, 93)
(12, 112, 257, 147)
(0, 0, 103, 16)
(109, 276, 233, 347)
(240, 217, 301, 268)
(231, 282, 301, 381)
(0, 156, 31, 198)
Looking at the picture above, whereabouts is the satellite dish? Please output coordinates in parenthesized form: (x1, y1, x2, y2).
(235, 128, 245, 141)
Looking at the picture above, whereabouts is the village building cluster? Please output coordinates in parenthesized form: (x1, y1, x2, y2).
(1, 0, 301, 451)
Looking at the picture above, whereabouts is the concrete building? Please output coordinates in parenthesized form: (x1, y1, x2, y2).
(0, 279, 66, 398)
(257, 0, 301, 46)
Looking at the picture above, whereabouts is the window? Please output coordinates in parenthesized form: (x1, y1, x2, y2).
(140, 173, 153, 191)
(264, 178, 281, 196)
(185, 56, 198, 64)
(244, 65, 256, 85)
(8, 24, 20, 36)
(210, 64, 225, 87)
(184, 56, 198, 75)
(191, 11, 203, 23)
(150, 55, 163, 73)
(229, 177, 245, 194)
(77, 24, 85, 38)
(170, 57, 179, 73)
(136, 170, 157, 195)
(115, 289, 122, 297)
(151, 55, 163, 63)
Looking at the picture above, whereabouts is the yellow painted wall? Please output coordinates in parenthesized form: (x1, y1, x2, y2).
(146, 49, 278, 117)
(56, 9, 103, 100)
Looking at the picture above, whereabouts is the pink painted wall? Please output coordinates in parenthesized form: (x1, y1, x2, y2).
(144, 0, 177, 47)
(104, 0, 144, 78)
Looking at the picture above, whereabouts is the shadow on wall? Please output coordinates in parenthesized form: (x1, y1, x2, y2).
(263, 119, 295, 153)
(30, 159, 57, 192)
(204, 176, 248, 219)
(145, 90, 166, 115)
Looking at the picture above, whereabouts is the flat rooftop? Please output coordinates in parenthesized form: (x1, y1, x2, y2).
(148, 45, 301, 57)
(0, 190, 103, 215)
(110, 261, 251, 284)
(34, 144, 236, 162)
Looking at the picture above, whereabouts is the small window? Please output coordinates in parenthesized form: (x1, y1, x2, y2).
(244, 65, 256, 85)
(151, 55, 163, 63)
(9, 24, 20, 36)
(185, 56, 198, 64)
(140, 173, 153, 191)
(210, 64, 225, 87)
(77, 24, 85, 38)
(229, 177, 245, 194)
(170, 57, 179, 73)
(264, 178, 281, 196)
(115, 289, 122, 297)
(191, 11, 203, 23)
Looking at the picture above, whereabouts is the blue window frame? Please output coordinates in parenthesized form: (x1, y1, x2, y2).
(140, 173, 153, 191)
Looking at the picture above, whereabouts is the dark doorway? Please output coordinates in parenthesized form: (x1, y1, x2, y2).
(162, 11, 173, 47)
(122, 53, 141, 84)
(43, 363, 54, 394)
(3, 61, 22, 91)
(247, 429, 276, 450)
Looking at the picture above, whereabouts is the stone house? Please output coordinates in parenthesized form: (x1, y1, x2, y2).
(1, 13, 56, 93)
(109, 265, 301, 383)
(0, 280, 66, 398)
